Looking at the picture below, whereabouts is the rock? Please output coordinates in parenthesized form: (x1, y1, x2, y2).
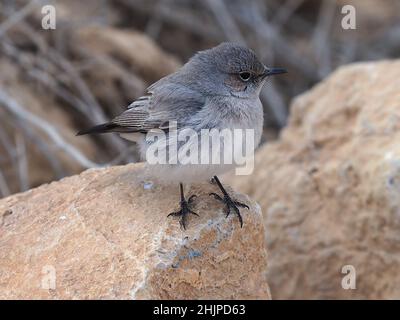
(225, 60, 400, 299)
(0, 163, 270, 299)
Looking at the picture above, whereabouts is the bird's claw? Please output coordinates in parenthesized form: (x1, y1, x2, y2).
(209, 193, 248, 228)
(209, 192, 223, 201)
(234, 201, 249, 210)
(188, 194, 197, 204)
(168, 196, 198, 230)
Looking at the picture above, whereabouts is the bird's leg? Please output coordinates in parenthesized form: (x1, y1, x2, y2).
(168, 183, 198, 230)
(209, 176, 249, 228)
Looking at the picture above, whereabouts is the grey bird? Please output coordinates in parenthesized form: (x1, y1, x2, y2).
(77, 42, 287, 229)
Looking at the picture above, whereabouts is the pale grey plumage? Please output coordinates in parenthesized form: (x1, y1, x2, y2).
(78, 42, 286, 182)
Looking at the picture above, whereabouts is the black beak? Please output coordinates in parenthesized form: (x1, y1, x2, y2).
(263, 67, 287, 77)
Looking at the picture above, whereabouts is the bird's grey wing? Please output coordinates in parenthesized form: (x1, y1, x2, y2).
(110, 81, 205, 133)
(111, 94, 161, 133)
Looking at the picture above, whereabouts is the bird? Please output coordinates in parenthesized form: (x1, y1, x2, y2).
(77, 42, 287, 229)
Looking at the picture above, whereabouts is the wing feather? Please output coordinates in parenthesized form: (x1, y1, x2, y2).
(109, 81, 205, 134)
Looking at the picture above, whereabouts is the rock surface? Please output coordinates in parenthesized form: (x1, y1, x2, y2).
(0, 163, 270, 299)
(226, 60, 400, 299)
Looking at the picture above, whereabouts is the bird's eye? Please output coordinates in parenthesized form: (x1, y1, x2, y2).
(239, 72, 251, 81)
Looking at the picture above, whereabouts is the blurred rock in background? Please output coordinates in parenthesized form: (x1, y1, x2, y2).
(225, 60, 400, 299)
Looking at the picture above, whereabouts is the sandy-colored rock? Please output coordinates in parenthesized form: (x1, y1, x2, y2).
(226, 60, 400, 299)
(0, 163, 270, 299)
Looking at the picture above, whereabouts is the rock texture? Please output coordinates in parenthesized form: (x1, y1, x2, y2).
(0, 163, 270, 299)
(226, 60, 400, 299)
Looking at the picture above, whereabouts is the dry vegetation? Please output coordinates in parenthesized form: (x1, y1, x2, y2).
(0, 0, 399, 197)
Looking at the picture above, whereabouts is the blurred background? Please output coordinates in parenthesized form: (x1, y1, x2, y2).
(0, 0, 399, 197)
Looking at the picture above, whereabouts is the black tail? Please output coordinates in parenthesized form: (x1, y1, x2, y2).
(76, 123, 119, 136)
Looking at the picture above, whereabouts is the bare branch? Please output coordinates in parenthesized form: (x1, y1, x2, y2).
(15, 132, 29, 191)
(0, 89, 100, 169)
(271, 0, 305, 30)
(0, 168, 11, 198)
(0, 0, 44, 38)
(117, 0, 222, 40)
(14, 118, 66, 179)
(311, 0, 336, 77)
(205, 0, 245, 44)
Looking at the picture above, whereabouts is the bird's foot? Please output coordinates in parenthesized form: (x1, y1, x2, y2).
(168, 195, 198, 230)
(209, 192, 249, 228)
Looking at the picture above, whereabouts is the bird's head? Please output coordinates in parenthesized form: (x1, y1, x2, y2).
(185, 42, 287, 99)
